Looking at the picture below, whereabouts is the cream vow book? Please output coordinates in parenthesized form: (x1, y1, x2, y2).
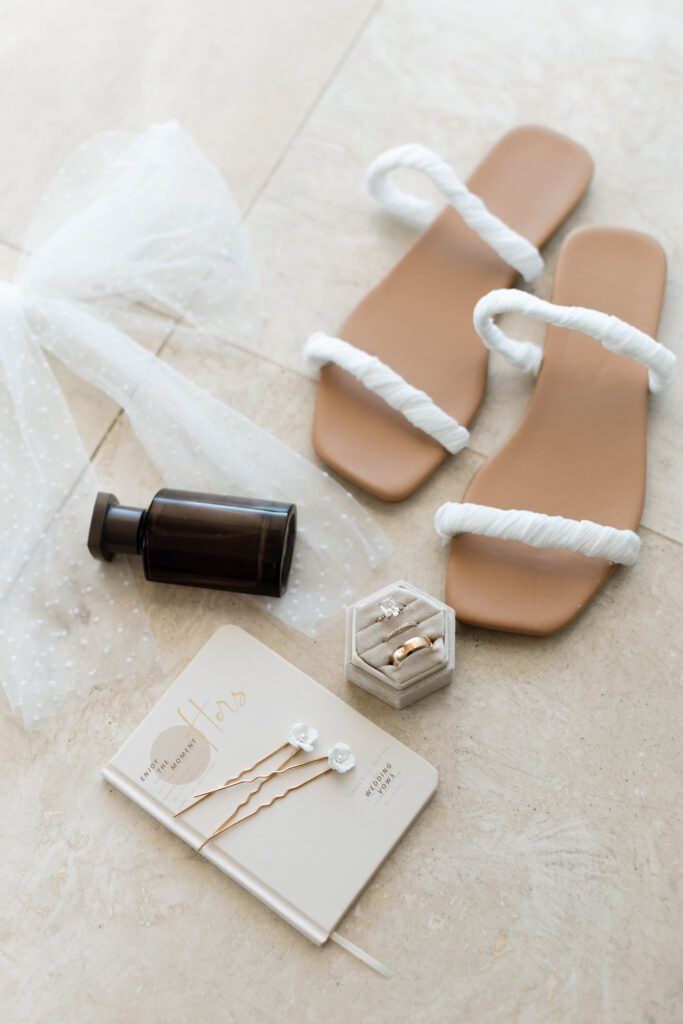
(102, 626, 437, 966)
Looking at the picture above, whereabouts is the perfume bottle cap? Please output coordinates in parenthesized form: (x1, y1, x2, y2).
(88, 492, 144, 561)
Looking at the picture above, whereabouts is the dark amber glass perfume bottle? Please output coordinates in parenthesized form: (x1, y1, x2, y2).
(87, 489, 296, 598)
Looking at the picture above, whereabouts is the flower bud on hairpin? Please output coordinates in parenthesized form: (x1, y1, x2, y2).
(328, 742, 356, 773)
(288, 722, 318, 752)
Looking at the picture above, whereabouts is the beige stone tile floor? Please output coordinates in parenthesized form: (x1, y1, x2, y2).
(1, 1, 681, 1022)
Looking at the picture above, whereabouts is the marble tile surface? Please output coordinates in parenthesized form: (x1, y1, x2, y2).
(1, 1, 682, 1023)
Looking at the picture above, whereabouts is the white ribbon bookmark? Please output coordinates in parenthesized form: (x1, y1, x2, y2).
(331, 931, 394, 978)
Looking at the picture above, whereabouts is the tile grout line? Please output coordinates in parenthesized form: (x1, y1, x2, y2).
(129, 0, 385, 460)
(151, 0, 385, 367)
(86, 315, 180, 464)
(244, 0, 384, 222)
(639, 523, 683, 550)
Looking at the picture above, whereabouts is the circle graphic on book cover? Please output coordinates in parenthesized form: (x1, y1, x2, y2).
(150, 725, 211, 785)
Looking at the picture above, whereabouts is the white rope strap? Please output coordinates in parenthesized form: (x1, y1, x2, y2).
(473, 289, 677, 392)
(365, 143, 544, 283)
(305, 331, 470, 454)
(434, 502, 641, 565)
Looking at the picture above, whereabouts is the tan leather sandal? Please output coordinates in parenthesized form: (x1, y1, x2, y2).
(305, 126, 593, 500)
(435, 226, 676, 635)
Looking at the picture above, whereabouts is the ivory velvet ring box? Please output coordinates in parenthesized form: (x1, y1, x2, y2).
(345, 581, 456, 709)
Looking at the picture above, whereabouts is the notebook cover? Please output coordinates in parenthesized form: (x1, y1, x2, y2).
(102, 625, 438, 945)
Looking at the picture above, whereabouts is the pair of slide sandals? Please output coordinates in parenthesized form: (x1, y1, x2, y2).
(305, 127, 676, 635)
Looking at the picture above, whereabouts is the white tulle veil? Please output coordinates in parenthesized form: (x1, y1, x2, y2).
(0, 121, 387, 727)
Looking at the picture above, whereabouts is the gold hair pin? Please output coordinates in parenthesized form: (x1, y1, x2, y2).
(174, 722, 318, 817)
(198, 743, 356, 849)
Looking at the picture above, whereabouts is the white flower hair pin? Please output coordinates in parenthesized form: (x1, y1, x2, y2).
(288, 722, 318, 752)
(195, 741, 357, 849)
(175, 722, 319, 818)
(327, 743, 356, 774)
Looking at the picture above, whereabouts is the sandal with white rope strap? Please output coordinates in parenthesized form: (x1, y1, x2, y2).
(435, 225, 676, 634)
(304, 126, 593, 500)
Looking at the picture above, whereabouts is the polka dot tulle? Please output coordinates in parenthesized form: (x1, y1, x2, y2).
(0, 122, 388, 728)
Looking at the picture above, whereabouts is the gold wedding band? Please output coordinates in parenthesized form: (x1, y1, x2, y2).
(383, 620, 418, 643)
(391, 635, 432, 667)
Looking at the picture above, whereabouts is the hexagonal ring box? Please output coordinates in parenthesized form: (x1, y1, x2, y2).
(345, 580, 456, 708)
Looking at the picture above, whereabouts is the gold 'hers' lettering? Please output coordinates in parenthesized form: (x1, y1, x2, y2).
(176, 690, 247, 751)
(215, 690, 246, 720)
